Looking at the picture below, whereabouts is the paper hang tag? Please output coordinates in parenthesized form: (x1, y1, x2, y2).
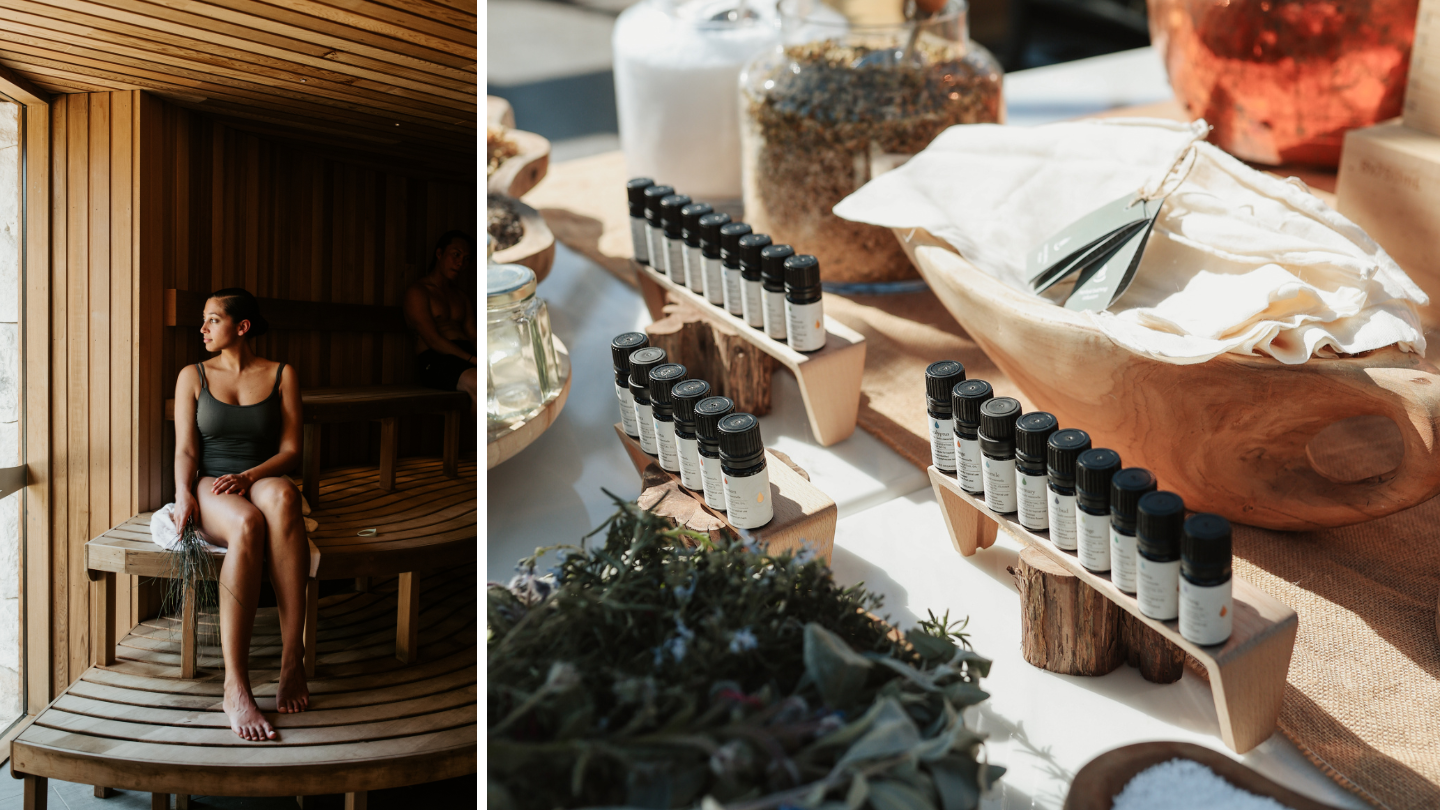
(1026, 193, 1154, 285)
(1064, 198, 1164, 312)
(1031, 218, 1149, 296)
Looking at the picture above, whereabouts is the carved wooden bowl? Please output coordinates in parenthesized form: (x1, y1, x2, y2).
(896, 228, 1440, 531)
(491, 196, 555, 283)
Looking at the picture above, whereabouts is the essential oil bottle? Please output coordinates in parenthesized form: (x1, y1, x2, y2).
(759, 244, 793, 340)
(738, 233, 771, 329)
(1045, 429, 1091, 551)
(699, 212, 731, 306)
(694, 396, 735, 511)
(952, 380, 993, 495)
(1015, 411, 1058, 532)
(610, 331, 649, 438)
(626, 178, 654, 266)
(1137, 490, 1185, 621)
(718, 412, 773, 529)
(1075, 448, 1121, 572)
(681, 202, 713, 292)
(1109, 467, 1157, 594)
(648, 363, 688, 472)
(672, 379, 711, 492)
(660, 194, 692, 284)
(783, 254, 827, 352)
(924, 361, 966, 473)
(979, 397, 1022, 514)
(628, 346, 667, 455)
(1180, 513, 1233, 645)
(642, 184, 673, 273)
(719, 222, 753, 317)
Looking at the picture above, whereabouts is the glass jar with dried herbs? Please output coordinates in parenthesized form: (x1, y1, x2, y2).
(739, 0, 1003, 285)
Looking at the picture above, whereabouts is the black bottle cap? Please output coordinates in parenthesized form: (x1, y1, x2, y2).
(1181, 513, 1233, 583)
(761, 244, 795, 289)
(717, 412, 765, 469)
(720, 222, 752, 267)
(1046, 429, 1091, 485)
(627, 177, 654, 217)
(628, 346, 667, 391)
(643, 184, 673, 225)
(1110, 467, 1157, 533)
(699, 213, 731, 257)
(784, 254, 821, 295)
(648, 363, 687, 414)
(738, 233, 772, 280)
(978, 397, 1021, 457)
(951, 379, 993, 430)
(672, 379, 711, 430)
(660, 194, 691, 237)
(924, 361, 965, 414)
(694, 396, 735, 445)
(681, 203, 713, 247)
(611, 332, 648, 373)
(1015, 411, 1058, 465)
(1075, 448, 1122, 512)
(1137, 491, 1185, 561)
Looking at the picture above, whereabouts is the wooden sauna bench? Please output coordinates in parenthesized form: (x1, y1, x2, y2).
(9, 567, 478, 809)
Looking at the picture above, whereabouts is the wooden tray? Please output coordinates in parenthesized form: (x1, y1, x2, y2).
(929, 467, 1298, 754)
(635, 263, 866, 447)
(487, 337, 571, 470)
(491, 196, 556, 283)
(488, 128, 550, 200)
(1065, 741, 1345, 810)
(614, 425, 837, 562)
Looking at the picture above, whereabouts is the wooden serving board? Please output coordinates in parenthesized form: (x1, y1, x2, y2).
(928, 466, 1298, 755)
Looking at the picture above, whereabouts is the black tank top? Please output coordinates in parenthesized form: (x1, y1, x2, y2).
(195, 362, 286, 478)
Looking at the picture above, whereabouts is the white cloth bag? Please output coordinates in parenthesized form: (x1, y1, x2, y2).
(833, 118, 1428, 364)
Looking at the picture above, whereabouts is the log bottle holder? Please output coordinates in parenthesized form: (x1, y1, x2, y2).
(635, 263, 866, 447)
(929, 466, 1298, 755)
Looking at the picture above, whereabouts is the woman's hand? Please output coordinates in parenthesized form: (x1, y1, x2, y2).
(174, 493, 200, 534)
(211, 472, 255, 497)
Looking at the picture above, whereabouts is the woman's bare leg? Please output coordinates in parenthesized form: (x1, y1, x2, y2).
(250, 477, 311, 713)
(459, 367, 477, 413)
(196, 478, 274, 741)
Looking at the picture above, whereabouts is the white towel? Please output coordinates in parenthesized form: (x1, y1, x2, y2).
(149, 504, 319, 553)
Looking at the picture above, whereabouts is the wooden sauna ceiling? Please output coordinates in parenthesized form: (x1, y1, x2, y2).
(0, 0, 477, 165)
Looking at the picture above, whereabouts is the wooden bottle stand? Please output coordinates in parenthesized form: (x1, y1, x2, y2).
(614, 425, 837, 562)
(635, 263, 866, 447)
(928, 466, 1298, 754)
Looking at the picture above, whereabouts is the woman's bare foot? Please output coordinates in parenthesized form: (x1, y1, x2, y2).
(223, 681, 276, 741)
(275, 661, 310, 714)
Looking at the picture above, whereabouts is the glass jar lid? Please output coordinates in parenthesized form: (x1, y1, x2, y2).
(488, 263, 537, 308)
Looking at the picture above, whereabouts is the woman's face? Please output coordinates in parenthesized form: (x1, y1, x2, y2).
(201, 299, 247, 351)
(435, 239, 469, 280)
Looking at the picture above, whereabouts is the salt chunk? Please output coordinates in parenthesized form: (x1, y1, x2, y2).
(1111, 758, 1295, 810)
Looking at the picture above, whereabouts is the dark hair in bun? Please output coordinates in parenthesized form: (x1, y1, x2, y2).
(209, 288, 269, 339)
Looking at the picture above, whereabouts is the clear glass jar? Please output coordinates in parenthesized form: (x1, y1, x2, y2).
(486, 264, 561, 437)
(740, 0, 1003, 284)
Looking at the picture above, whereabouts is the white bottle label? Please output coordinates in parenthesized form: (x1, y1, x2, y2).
(685, 245, 704, 291)
(956, 437, 983, 493)
(982, 456, 1017, 514)
(724, 467, 774, 529)
(1180, 577, 1233, 646)
(635, 402, 657, 455)
(785, 299, 826, 352)
(1017, 471, 1049, 531)
(699, 452, 726, 511)
(645, 223, 662, 270)
(678, 435, 704, 491)
(704, 256, 725, 305)
(1137, 556, 1181, 620)
(763, 289, 787, 339)
(666, 238, 685, 284)
(1048, 490, 1077, 550)
(630, 217, 649, 265)
(654, 417, 679, 471)
(928, 416, 955, 471)
(1077, 509, 1111, 571)
(1110, 526, 1137, 593)
(616, 383, 638, 437)
(742, 279, 764, 328)
(724, 267, 744, 315)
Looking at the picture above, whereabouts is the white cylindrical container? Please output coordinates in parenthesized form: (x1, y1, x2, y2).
(783, 253, 826, 352)
(611, 331, 650, 438)
(672, 379, 712, 492)
(635, 400, 658, 454)
(699, 211, 731, 305)
(681, 202, 712, 291)
(695, 395, 734, 510)
(1014, 412, 1057, 532)
(951, 380, 991, 495)
(760, 243, 792, 340)
(654, 416, 680, 470)
(628, 346, 668, 455)
(719, 222, 751, 316)
(626, 178, 654, 266)
(924, 361, 965, 473)
(738, 232, 770, 329)
(1136, 491, 1184, 621)
(718, 413, 773, 529)
(1075, 448, 1120, 571)
(642, 184, 672, 273)
(979, 397, 1021, 514)
(659, 193, 691, 284)
(648, 362, 688, 472)
(1108, 467, 1156, 594)
(1076, 510, 1110, 571)
(1045, 429, 1090, 551)
(1179, 513, 1234, 645)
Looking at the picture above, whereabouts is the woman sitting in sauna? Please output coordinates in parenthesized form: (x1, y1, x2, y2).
(172, 289, 309, 741)
(405, 230, 477, 410)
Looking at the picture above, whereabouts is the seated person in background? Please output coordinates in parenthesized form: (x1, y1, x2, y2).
(404, 230, 477, 410)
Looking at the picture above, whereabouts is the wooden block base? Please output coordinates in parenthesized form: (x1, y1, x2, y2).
(647, 298, 777, 417)
(615, 425, 836, 562)
(929, 466, 1297, 754)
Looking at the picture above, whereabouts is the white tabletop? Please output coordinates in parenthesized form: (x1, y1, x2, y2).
(486, 47, 1367, 810)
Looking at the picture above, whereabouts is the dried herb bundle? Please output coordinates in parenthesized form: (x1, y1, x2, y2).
(159, 517, 222, 657)
(487, 496, 1004, 810)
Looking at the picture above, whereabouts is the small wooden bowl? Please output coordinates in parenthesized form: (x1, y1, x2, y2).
(487, 95, 515, 128)
(491, 196, 555, 283)
(1065, 741, 1345, 810)
(488, 128, 550, 199)
(896, 227, 1440, 531)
